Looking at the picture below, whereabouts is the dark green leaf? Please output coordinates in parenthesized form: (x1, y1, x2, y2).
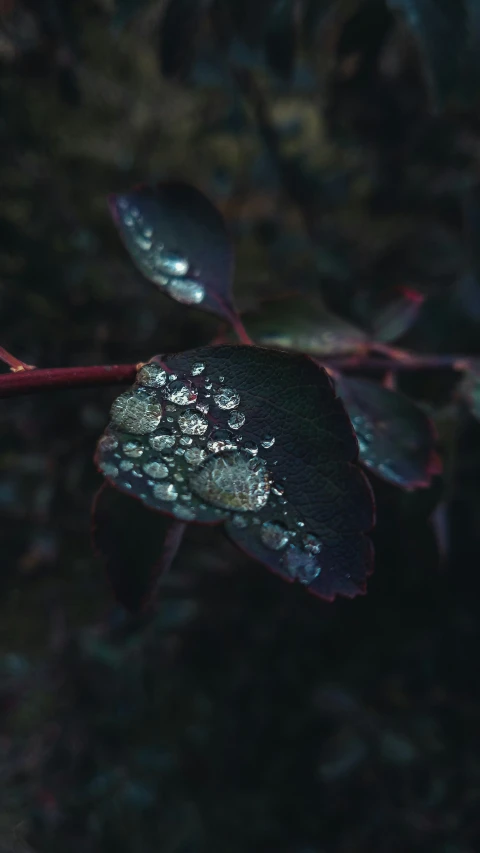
(158, 0, 205, 81)
(335, 374, 440, 489)
(387, 0, 468, 109)
(265, 0, 296, 80)
(109, 182, 237, 324)
(95, 346, 375, 601)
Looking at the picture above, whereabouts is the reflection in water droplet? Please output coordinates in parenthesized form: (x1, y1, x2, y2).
(243, 440, 258, 456)
(271, 483, 284, 496)
(184, 447, 206, 466)
(110, 389, 162, 434)
(178, 411, 209, 435)
(152, 482, 178, 501)
(260, 521, 290, 550)
(137, 362, 167, 388)
(303, 533, 322, 555)
(132, 468, 143, 478)
(123, 440, 144, 458)
(100, 461, 119, 478)
(149, 433, 176, 452)
(261, 435, 275, 449)
(156, 251, 189, 277)
(179, 436, 193, 446)
(213, 387, 240, 410)
(143, 461, 169, 479)
(98, 434, 118, 452)
(174, 472, 185, 482)
(119, 460, 134, 472)
(207, 430, 237, 453)
(283, 544, 320, 584)
(167, 278, 205, 305)
(231, 513, 248, 528)
(190, 450, 270, 512)
(164, 380, 197, 406)
(196, 400, 210, 415)
(228, 411, 245, 430)
(173, 504, 196, 520)
(191, 362, 205, 376)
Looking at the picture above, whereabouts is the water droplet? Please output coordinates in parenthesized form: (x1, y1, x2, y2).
(143, 461, 169, 479)
(243, 440, 258, 456)
(119, 460, 134, 472)
(196, 400, 210, 415)
(156, 251, 189, 277)
(302, 533, 322, 555)
(98, 434, 118, 452)
(228, 411, 245, 430)
(191, 362, 205, 376)
(110, 389, 162, 434)
(167, 278, 205, 305)
(178, 411, 209, 435)
(260, 521, 290, 551)
(181, 492, 192, 502)
(184, 447, 206, 466)
(189, 450, 270, 512)
(136, 362, 167, 388)
(261, 435, 275, 449)
(174, 447, 185, 456)
(271, 482, 284, 497)
(204, 379, 212, 390)
(283, 545, 320, 584)
(165, 404, 177, 413)
(122, 440, 144, 458)
(173, 472, 184, 482)
(218, 376, 225, 383)
(152, 482, 178, 502)
(172, 504, 196, 521)
(213, 387, 240, 410)
(164, 380, 197, 406)
(122, 482, 133, 490)
(132, 468, 143, 478)
(179, 436, 193, 446)
(149, 432, 176, 452)
(168, 374, 178, 382)
(231, 513, 248, 528)
(207, 429, 237, 454)
(100, 461, 119, 478)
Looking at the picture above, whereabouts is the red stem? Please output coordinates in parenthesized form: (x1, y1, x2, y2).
(0, 345, 35, 373)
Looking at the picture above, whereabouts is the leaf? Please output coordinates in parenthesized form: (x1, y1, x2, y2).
(95, 346, 375, 601)
(92, 482, 173, 613)
(387, 0, 468, 109)
(265, 0, 296, 80)
(371, 287, 425, 344)
(245, 297, 368, 356)
(157, 0, 205, 81)
(109, 182, 237, 324)
(334, 374, 440, 490)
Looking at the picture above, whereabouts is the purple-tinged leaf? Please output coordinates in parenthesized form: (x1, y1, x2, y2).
(109, 182, 237, 324)
(335, 374, 440, 490)
(95, 346, 375, 602)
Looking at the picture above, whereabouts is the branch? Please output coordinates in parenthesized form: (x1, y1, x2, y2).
(0, 363, 138, 398)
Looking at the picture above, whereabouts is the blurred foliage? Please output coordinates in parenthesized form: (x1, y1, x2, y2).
(1, 0, 480, 851)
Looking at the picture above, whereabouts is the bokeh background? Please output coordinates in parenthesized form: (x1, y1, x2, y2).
(2, 1, 480, 851)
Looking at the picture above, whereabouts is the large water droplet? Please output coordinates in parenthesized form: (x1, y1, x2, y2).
(98, 434, 118, 452)
(178, 411, 209, 435)
(207, 429, 237, 453)
(110, 389, 162, 434)
(149, 432, 176, 452)
(172, 504, 196, 521)
(166, 278, 205, 305)
(231, 513, 248, 528)
(152, 482, 178, 502)
(260, 521, 290, 550)
(213, 387, 240, 410)
(119, 460, 134, 472)
(191, 362, 205, 376)
(184, 447, 207, 466)
(123, 440, 144, 458)
(136, 363, 167, 388)
(143, 461, 169, 479)
(282, 545, 321, 584)
(100, 461, 119, 478)
(228, 411, 245, 430)
(302, 533, 322, 555)
(156, 251, 189, 277)
(189, 450, 270, 512)
(261, 435, 275, 449)
(164, 380, 197, 406)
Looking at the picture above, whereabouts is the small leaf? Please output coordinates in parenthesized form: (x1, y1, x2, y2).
(265, 0, 296, 80)
(95, 346, 375, 601)
(158, 0, 205, 81)
(387, 0, 468, 109)
(245, 297, 368, 356)
(109, 182, 237, 324)
(371, 287, 425, 344)
(92, 482, 172, 613)
(335, 374, 440, 490)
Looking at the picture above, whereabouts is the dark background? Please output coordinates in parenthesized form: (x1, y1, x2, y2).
(1, 2, 480, 851)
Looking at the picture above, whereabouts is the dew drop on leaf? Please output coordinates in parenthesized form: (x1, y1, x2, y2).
(206, 429, 237, 453)
(260, 521, 290, 550)
(119, 460, 134, 472)
(110, 389, 163, 434)
(282, 544, 321, 584)
(261, 435, 275, 449)
(231, 513, 248, 528)
(189, 450, 271, 512)
(228, 411, 245, 430)
(142, 461, 169, 479)
(136, 363, 167, 388)
(243, 440, 258, 456)
(191, 362, 206, 375)
(172, 504, 196, 520)
(166, 278, 205, 305)
(149, 432, 176, 452)
(303, 533, 322, 555)
(213, 387, 240, 410)
(184, 447, 207, 466)
(100, 461, 119, 478)
(156, 250, 189, 277)
(164, 379, 197, 405)
(123, 440, 144, 458)
(178, 411, 209, 435)
(152, 482, 178, 501)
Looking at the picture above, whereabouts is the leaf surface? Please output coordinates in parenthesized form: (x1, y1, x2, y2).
(95, 346, 375, 601)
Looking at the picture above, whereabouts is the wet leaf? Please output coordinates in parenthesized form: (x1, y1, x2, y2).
(245, 297, 368, 356)
(92, 482, 172, 613)
(265, 0, 296, 80)
(334, 375, 440, 490)
(387, 0, 467, 109)
(95, 346, 375, 601)
(158, 0, 205, 81)
(109, 182, 237, 324)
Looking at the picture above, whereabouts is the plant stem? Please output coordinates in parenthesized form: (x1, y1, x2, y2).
(0, 345, 35, 372)
(0, 363, 138, 398)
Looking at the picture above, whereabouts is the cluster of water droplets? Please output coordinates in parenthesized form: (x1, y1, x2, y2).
(116, 197, 205, 306)
(97, 358, 323, 585)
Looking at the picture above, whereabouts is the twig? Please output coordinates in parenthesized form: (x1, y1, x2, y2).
(0, 345, 35, 373)
(0, 363, 138, 398)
